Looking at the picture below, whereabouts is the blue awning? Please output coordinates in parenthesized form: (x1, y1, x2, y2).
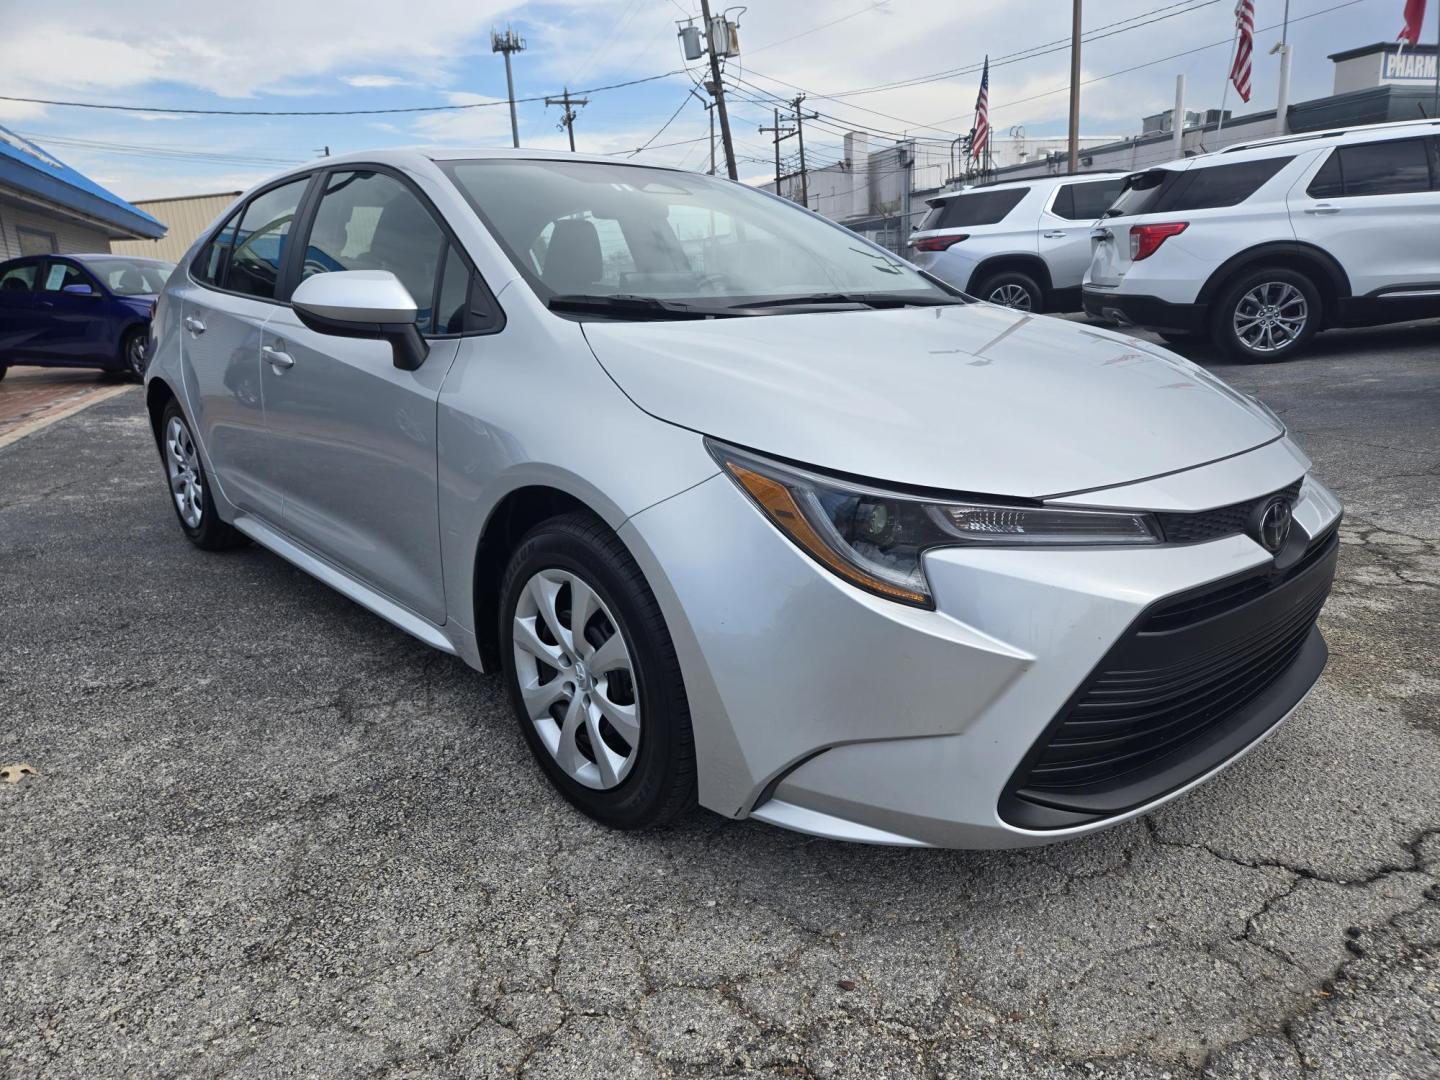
(0, 125, 165, 240)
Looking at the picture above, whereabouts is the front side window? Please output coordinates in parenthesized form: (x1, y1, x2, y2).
(40, 262, 93, 292)
(300, 170, 453, 332)
(227, 177, 310, 300)
(444, 158, 951, 307)
(0, 263, 37, 292)
(1331, 138, 1431, 197)
(1057, 178, 1125, 220)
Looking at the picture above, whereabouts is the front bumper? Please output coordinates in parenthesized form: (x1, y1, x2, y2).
(620, 437, 1342, 849)
(1083, 287, 1206, 334)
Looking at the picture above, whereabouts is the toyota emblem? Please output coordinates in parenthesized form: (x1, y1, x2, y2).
(1251, 497, 1294, 554)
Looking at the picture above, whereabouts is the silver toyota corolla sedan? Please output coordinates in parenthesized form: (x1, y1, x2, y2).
(143, 148, 1342, 848)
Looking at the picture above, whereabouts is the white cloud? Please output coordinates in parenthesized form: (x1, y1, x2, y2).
(344, 75, 410, 89)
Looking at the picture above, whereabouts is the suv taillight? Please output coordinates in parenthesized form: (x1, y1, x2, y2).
(911, 233, 968, 252)
(1129, 222, 1187, 261)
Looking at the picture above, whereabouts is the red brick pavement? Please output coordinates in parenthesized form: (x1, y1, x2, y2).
(0, 366, 132, 444)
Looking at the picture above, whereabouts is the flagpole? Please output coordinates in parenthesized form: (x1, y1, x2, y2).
(1215, 22, 1239, 141)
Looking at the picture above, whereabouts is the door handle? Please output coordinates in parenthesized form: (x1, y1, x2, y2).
(183, 315, 206, 334)
(1043, 231, 1067, 239)
(262, 344, 294, 369)
(1304, 204, 1340, 215)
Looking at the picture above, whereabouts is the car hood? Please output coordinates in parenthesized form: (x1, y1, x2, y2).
(582, 303, 1283, 499)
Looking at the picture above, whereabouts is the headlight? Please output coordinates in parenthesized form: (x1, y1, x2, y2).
(709, 441, 1161, 608)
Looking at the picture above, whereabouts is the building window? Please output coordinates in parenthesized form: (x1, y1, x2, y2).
(16, 226, 58, 256)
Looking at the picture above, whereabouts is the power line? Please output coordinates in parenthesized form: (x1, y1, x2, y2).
(628, 91, 696, 156)
(744, 1, 891, 55)
(16, 131, 303, 168)
(0, 69, 692, 117)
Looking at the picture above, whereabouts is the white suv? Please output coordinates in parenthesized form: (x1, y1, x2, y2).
(908, 173, 1127, 312)
(1084, 118, 1440, 360)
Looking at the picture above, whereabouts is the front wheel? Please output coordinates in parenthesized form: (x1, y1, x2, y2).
(499, 512, 696, 830)
(974, 270, 1044, 313)
(158, 400, 247, 550)
(1211, 269, 1321, 362)
(122, 327, 148, 381)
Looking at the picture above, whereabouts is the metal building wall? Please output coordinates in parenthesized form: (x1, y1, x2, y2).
(109, 192, 239, 262)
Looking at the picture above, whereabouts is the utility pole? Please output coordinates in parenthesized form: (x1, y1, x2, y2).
(689, 87, 716, 174)
(789, 95, 819, 209)
(698, 0, 738, 179)
(492, 28, 526, 149)
(545, 87, 588, 152)
(1172, 74, 1185, 159)
(759, 108, 795, 195)
(1067, 0, 1082, 174)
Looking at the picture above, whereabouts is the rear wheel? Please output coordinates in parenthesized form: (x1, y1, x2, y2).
(1211, 268, 1320, 362)
(159, 400, 247, 550)
(0, 365, 7, 382)
(499, 512, 696, 830)
(974, 270, 1044, 313)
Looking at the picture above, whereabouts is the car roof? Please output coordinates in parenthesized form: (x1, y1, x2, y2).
(1142, 117, 1440, 173)
(928, 171, 1128, 202)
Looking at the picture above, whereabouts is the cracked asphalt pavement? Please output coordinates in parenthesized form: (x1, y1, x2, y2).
(2, 319, 1438, 1079)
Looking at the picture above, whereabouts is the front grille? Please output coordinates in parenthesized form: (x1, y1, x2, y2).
(1001, 527, 1338, 829)
(1155, 479, 1303, 545)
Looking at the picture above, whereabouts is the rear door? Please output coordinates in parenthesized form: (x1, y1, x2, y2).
(34, 259, 111, 361)
(179, 175, 313, 521)
(1040, 176, 1125, 291)
(1287, 134, 1440, 297)
(258, 166, 472, 624)
(0, 260, 42, 361)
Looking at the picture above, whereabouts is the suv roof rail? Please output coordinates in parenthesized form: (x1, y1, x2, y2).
(1219, 117, 1440, 155)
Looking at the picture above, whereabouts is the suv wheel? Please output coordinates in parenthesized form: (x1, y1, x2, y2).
(499, 512, 696, 830)
(159, 400, 247, 550)
(1212, 268, 1320, 362)
(975, 270, 1043, 313)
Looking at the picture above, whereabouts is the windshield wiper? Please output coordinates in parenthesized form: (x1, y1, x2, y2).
(735, 291, 965, 310)
(546, 293, 729, 320)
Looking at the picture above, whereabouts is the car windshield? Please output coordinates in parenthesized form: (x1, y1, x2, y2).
(441, 158, 957, 312)
(84, 258, 175, 296)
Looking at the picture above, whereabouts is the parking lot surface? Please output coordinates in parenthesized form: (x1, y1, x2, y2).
(2, 319, 1438, 1079)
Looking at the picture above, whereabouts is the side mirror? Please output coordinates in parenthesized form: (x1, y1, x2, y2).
(63, 283, 97, 297)
(290, 270, 429, 372)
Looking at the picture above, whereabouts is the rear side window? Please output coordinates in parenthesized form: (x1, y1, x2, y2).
(227, 178, 310, 300)
(0, 263, 38, 292)
(1109, 159, 1291, 216)
(920, 187, 1028, 230)
(1051, 178, 1125, 220)
(1307, 138, 1433, 198)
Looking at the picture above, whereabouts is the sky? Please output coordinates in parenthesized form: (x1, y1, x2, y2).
(0, 0, 1421, 201)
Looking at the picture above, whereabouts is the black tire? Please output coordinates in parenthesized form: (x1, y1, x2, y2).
(158, 400, 247, 551)
(1157, 330, 1205, 346)
(498, 512, 696, 830)
(1210, 267, 1321, 362)
(0, 365, 7, 382)
(973, 270, 1044, 313)
(121, 327, 148, 381)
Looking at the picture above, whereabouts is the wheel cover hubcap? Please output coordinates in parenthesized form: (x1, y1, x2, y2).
(1234, 282, 1306, 353)
(513, 568, 641, 790)
(989, 283, 1032, 310)
(164, 416, 203, 528)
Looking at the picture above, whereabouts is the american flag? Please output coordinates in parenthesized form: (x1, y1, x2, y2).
(971, 56, 990, 161)
(1229, 0, 1254, 104)
(1399, 0, 1427, 46)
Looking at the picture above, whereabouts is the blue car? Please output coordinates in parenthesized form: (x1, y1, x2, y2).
(0, 253, 175, 381)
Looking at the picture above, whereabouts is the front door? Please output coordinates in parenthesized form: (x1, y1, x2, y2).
(1288, 135, 1440, 297)
(34, 260, 110, 361)
(259, 167, 467, 624)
